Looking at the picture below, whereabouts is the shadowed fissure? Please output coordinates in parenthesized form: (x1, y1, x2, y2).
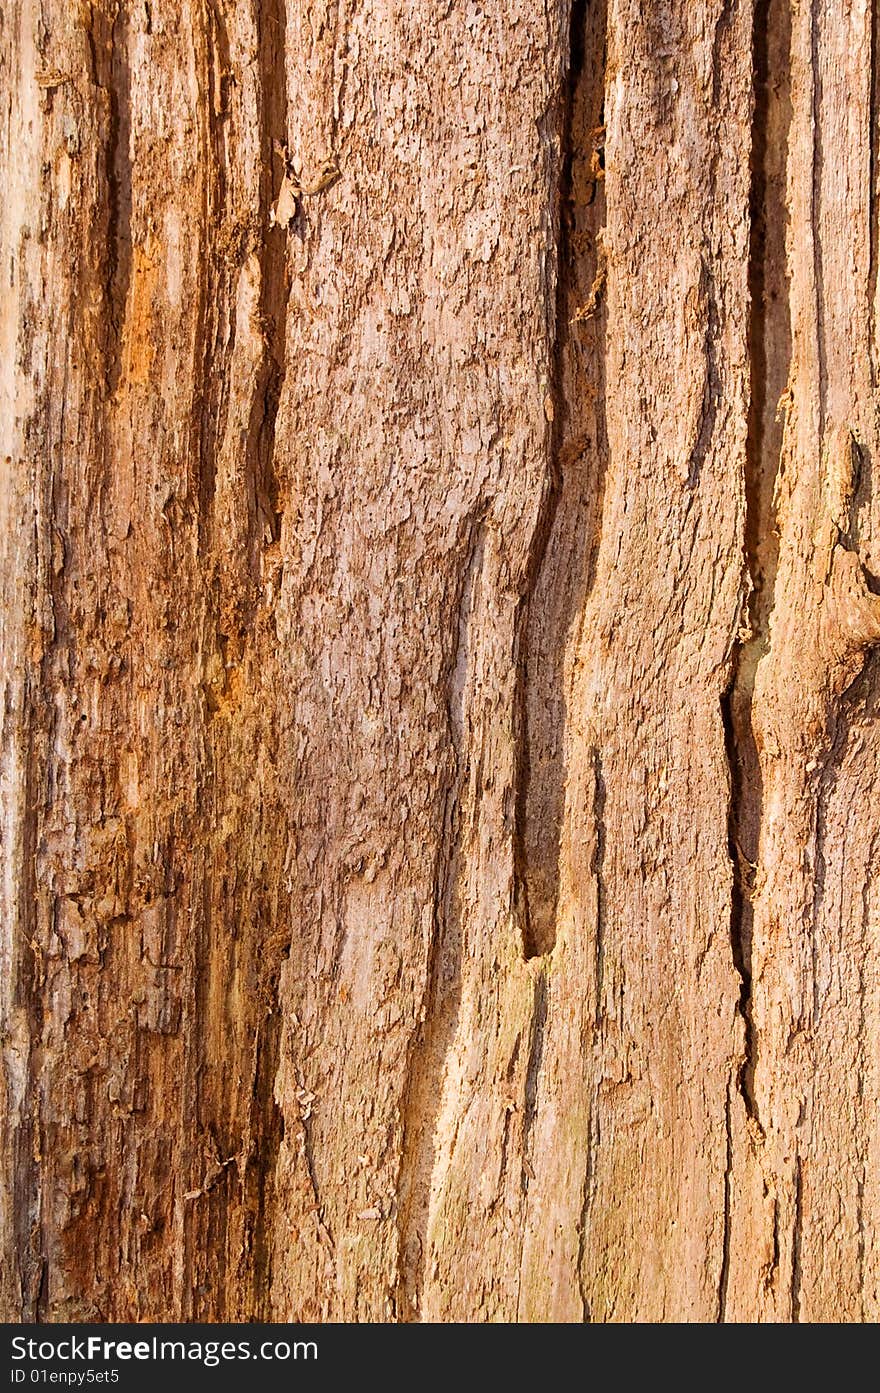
(82, 1, 132, 395)
(252, 0, 290, 562)
(871, 0, 880, 384)
(244, 0, 292, 1318)
(517, 0, 608, 961)
(722, 0, 792, 1127)
(395, 526, 483, 1321)
(395, 0, 609, 1315)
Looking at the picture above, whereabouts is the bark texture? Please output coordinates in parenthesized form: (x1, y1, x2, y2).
(1, 0, 879, 1323)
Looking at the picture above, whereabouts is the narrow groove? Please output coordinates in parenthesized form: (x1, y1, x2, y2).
(724, 0, 792, 1124)
(576, 1110, 597, 1322)
(394, 531, 482, 1320)
(721, 685, 759, 1121)
(791, 1154, 803, 1320)
(514, 0, 585, 960)
(717, 1080, 734, 1321)
(870, 0, 880, 385)
(519, 970, 548, 1194)
(711, 0, 736, 107)
(686, 261, 721, 492)
(194, 4, 234, 545)
(109, 5, 132, 384)
(517, 0, 607, 960)
(252, 0, 290, 557)
(248, 997, 285, 1317)
(93, 2, 131, 393)
(809, 0, 827, 431)
(591, 746, 606, 1026)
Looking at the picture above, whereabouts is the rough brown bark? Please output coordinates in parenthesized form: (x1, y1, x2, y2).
(1, 0, 878, 1323)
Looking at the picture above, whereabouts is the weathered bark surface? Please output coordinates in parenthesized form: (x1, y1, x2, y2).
(1, 0, 878, 1323)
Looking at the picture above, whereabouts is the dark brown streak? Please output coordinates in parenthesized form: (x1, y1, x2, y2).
(809, 0, 827, 431)
(716, 1080, 734, 1321)
(686, 261, 720, 492)
(517, 0, 607, 961)
(93, 2, 132, 396)
(193, 2, 235, 546)
(869, 0, 880, 387)
(251, 0, 291, 565)
(591, 746, 606, 1026)
(722, 0, 792, 1127)
(514, 0, 585, 960)
(519, 969, 548, 1193)
(393, 525, 482, 1320)
(791, 1153, 803, 1320)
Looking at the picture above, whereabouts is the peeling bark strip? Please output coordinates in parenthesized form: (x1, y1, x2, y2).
(2, 0, 880, 1324)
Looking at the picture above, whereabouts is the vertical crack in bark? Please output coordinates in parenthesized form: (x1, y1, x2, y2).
(720, 691, 760, 1121)
(870, 0, 880, 386)
(247, 982, 285, 1317)
(252, 0, 290, 557)
(517, 0, 608, 960)
(590, 746, 606, 1026)
(519, 968, 548, 1195)
(809, 0, 827, 429)
(91, 2, 132, 393)
(722, 0, 792, 1124)
(194, 2, 234, 539)
(394, 529, 482, 1320)
(717, 1080, 734, 1321)
(228, 0, 292, 1317)
(791, 1153, 803, 1320)
(687, 261, 721, 491)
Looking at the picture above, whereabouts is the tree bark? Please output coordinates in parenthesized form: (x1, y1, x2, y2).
(1, 0, 878, 1323)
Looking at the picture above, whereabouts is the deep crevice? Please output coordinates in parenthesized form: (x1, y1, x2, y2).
(194, 2, 234, 548)
(520, 970, 548, 1194)
(248, 994, 285, 1318)
(870, 0, 880, 386)
(717, 1080, 734, 1321)
(517, 0, 608, 960)
(394, 531, 483, 1320)
(721, 683, 760, 1121)
(251, 0, 290, 559)
(809, 0, 827, 432)
(92, 2, 132, 394)
(791, 1153, 803, 1320)
(724, 0, 792, 1123)
(686, 261, 721, 491)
